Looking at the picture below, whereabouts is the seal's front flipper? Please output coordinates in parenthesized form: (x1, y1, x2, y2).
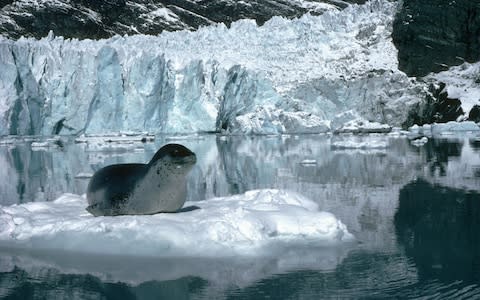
(86, 203, 123, 217)
(176, 205, 201, 213)
(86, 204, 103, 217)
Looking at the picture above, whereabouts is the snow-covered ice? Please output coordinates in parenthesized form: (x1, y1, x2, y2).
(0, 189, 354, 257)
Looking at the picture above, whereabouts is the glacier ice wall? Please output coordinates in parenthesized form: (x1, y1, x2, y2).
(0, 0, 426, 135)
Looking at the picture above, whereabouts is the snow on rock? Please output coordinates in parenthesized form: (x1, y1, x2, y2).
(427, 62, 480, 116)
(0, 0, 426, 135)
(0, 189, 354, 257)
(0, 0, 340, 40)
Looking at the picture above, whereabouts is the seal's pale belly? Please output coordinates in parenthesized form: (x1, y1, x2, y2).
(127, 169, 188, 214)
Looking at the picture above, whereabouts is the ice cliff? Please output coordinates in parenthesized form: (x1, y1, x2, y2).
(0, 0, 432, 136)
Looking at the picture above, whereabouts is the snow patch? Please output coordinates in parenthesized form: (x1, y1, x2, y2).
(428, 62, 480, 115)
(147, 8, 180, 23)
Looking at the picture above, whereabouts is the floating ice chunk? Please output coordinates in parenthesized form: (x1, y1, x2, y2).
(410, 137, 428, 147)
(409, 121, 480, 139)
(74, 133, 154, 153)
(407, 123, 434, 138)
(0, 189, 354, 257)
(431, 121, 480, 135)
(165, 134, 205, 141)
(30, 142, 50, 148)
(336, 120, 391, 134)
(30, 137, 63, 151)
(300, 159, 317, 165)
(75, 133, 155, 144)
(388, 127, 409, 137)
(74, 173, 93, 179)
(331, 137, 389, 149)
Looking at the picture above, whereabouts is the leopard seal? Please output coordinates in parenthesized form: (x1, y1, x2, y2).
(86, 143, 196, 216)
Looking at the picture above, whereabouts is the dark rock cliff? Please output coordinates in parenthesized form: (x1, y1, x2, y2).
(0, 0, 364, 40)
(392, 0, 480, 77)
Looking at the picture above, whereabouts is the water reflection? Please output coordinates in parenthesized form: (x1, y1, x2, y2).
(0, 134, 480, 299)
(2, 135, 479, 206)
(0, 245, 353, 299)
(424, 139, 463, 177)
(395, 179, 480, 283)
(0, 266, 206, 300)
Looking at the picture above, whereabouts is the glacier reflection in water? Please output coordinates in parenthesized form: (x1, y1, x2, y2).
(0, 134, 479, 299)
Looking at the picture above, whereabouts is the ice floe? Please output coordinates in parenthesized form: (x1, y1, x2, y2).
(0, 189, 354, 257)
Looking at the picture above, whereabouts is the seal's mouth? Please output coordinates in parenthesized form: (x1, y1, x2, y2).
(173, 154, 196, 166)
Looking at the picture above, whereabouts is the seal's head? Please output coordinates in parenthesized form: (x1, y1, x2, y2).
(148, 143, 197, 170)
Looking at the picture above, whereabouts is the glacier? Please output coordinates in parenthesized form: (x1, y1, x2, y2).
(0, 0, 429, 136)
(0, 189, 354, 256)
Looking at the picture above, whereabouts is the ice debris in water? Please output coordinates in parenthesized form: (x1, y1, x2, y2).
(0, 189, 354, 257)
(408, 121, 480, 138)
(410, 137, 428, 147)
(330, 136, 389, 149)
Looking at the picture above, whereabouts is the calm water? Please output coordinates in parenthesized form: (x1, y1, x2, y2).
(0, 134, 479, 299)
